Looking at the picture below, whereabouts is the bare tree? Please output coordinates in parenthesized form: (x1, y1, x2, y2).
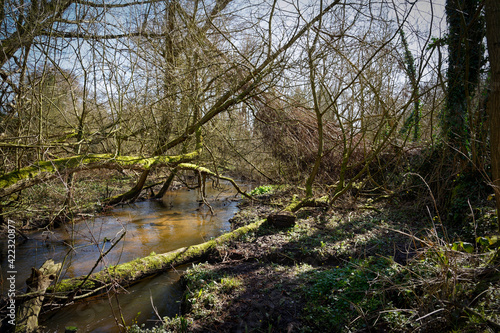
(0, 0, 341, 209)
(254, 1, 444, 203)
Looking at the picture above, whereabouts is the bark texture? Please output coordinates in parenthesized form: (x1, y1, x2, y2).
(16, 260, 62, 332)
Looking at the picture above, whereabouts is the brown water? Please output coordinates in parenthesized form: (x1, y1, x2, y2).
(1, 182, 244, 332)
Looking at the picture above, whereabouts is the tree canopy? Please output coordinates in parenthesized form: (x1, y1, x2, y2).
(0, 0, 498, 228)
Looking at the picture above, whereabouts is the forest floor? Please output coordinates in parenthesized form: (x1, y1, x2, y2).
(131, 186, 500, 333)
(2, 173, 498, 332)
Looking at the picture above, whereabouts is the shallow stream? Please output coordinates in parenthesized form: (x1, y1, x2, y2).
(1, 182, 245, 332)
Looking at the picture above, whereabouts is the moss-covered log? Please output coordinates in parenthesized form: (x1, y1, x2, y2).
(50, 218, 266, 298)
(284, 195, 329, 213)
(0, 147, 202, 198)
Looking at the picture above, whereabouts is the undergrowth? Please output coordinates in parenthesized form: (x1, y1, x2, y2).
(128, 194, 499, 332)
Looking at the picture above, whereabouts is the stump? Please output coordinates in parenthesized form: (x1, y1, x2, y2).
(267, 211, 296, 228)
(16, 259, 61, 333)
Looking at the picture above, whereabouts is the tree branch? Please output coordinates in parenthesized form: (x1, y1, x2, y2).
(164, 0, 341, 151)
(0, 146, 202, 198)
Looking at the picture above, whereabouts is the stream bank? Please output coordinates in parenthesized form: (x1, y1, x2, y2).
(129, 186, 500, 333)
(1, 181, 249, 332)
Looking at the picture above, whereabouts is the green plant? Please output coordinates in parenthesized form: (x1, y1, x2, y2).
(387, 220, 500, 332)
(299, 257, 398, 331)
(127, 324, 170, 333)
(250, 185, 276, 196)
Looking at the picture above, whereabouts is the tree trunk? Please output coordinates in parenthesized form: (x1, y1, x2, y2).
(444, 0, 485, 156)
(305, 37, 324, 198)
(51, 218, 266, 298)
(399, 30, 421, 141)
(484, 0, 500, 231)
(154, 169, 178, 199)
(105, 169, 151, 205)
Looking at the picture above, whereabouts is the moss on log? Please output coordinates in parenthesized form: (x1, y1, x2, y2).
(51, 218, 266, 297)
(285, 195, 329, 213)
(0, 147, 202, 198)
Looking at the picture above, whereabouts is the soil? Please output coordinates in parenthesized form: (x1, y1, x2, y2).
(183, 261, 305, 332)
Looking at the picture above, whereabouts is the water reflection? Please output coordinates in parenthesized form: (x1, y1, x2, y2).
(1, 182, 243, 332)
(41, 267, 187, 333)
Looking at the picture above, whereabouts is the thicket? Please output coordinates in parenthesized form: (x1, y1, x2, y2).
(0, 0, 498, 230)
(1, 0, 499, 331)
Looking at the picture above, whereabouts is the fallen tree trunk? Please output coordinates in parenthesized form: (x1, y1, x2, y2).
(50, 218, 266, 298)
(0, 147, 202, 199)
(285, 195, 329, 213)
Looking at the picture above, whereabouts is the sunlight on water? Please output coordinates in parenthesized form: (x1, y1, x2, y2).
(1, 182, 244, 332)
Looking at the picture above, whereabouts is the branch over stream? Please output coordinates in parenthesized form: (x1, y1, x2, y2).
(0, 148, 202, 199)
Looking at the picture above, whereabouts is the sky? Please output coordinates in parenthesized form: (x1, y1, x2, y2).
(0, 0, 451, 114)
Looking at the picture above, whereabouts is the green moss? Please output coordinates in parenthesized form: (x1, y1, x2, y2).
(0, 148, 204, 195)
(51, 278, 97, 293)
(54, 219, 266, 295)
(284, 195, 329, 212)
